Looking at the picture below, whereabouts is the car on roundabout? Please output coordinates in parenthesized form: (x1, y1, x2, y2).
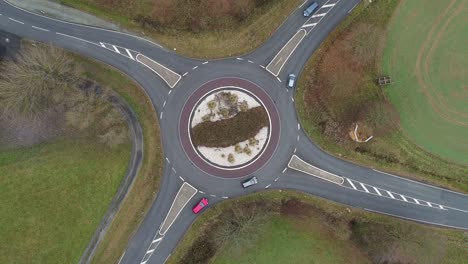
(287, 73, 296, 89)
(192, 198, 209, 214)
(242, 176, 258, 188)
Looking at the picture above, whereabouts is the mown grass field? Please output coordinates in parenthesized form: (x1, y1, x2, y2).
(168, 191, 468, 264)
(0, 139, 130, 264)
(58, 0, 302, 58)
(383, 0, 468, 165)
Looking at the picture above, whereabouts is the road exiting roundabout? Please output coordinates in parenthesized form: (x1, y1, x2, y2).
(179, 77, 280, 178)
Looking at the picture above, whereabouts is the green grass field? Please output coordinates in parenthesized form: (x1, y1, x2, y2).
(383, 0, 468, 165)
(0, 139, 130, 264)
(211, 215, 369, 264)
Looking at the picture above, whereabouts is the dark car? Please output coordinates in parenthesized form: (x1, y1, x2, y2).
(242, 176, 258, 188)
(192, 198, 208, 214)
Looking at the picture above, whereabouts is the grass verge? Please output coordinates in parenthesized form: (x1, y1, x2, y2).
(71, 55, 164, 264)
(57, 0, 302, 58)
(295, 0, 468, 192)
(168, 191, 468, 264)
(0, 139, 130, 264)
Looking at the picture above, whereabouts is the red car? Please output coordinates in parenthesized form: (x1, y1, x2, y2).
(192, 198, 208, 214)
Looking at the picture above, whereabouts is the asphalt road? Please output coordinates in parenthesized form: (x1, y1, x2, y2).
(1, 0, 467, 264)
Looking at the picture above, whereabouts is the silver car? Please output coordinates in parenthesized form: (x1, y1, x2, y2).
(287, 73, 296, 89)
(242, 176, 258, 188)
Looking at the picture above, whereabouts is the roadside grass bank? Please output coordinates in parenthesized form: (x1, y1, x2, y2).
(168, 191, 468, 264)
(56, 0, 302, 58)
(383, 0, 468, 165)
(295, 0, 468, 192)
(72, 56, 164, 264)
(0, 139, 130, 264)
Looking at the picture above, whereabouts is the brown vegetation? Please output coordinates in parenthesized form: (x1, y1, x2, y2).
(302, 12, 399, 143)
(0, 43, 128, 148)
(191, 106, 268, 148)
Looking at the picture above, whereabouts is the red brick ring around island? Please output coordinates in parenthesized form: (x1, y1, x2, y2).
(179, 77, 280, 179)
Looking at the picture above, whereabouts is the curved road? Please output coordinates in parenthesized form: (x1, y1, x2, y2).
(1, 1, 467, 264)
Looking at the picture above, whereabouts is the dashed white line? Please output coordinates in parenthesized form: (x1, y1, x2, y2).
(373, 187, 382, 196)
(168, 90, 172, 95)
(265, 184, 271, 189)
(248, 60, 254, 64)
(294, 147, 297, 153)
(236, 57, 244, 61)
(192, 66, 198, 70)
(202, 61, 208, 64)
(171, 167, 177, 173)
(165, 157, 170, 163)
(32, 25, 49, 31)
(386, 191, 395, 199)
(260, 65, 266, 69)
(9, 17, 24, 24)
(276, 77, 282, 83)
(296, 135, 300, 141)
(152, 237, 163, 243)
(179, 176, 185, 181)
(199, 191, 205, 194)
(210, 194, 216, 197)
(291, 97, 295, 102)
(182, 72, 188, 77)
(282, 168, 287, 173)
(274, 177, 279, 182)
(297, 124, 300, 130)
(346, 179, 357, 190)
(163, 100, 166, 107)
(360, 183, 369, 193)
(222, 196, 229, 199)
(160, 112, 163, 119)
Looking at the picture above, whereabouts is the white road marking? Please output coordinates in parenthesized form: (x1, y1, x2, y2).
(414, 199, 420, 204)
(277, 77, 282, 82)
(360, 183, 369, 193)
(386, 191, 395, 199)
(112, 45, 120, 53)
(302, 23, 317, 28)
(291, 97, 295, 102)
(199, 191, 205, 194)
(274, 177, 279, 182)
(192, 66, 198, 70)
(168, 90, 172, 95)
(266, 29, 307, 76)
(236, 57, 243, 61)
(165, 157, 170, 163)
(322, 3, 336, 8)
(297, 124, 300, 130)
(312, 13, 326, 18)
(346, 179, 357, 190)
(348, 2, 359, 14)
(99, 42, 106, 47)
(294, 147, 297, 153)
(248, 60, 254, 64)
(146, 249, 155, 254)
(179, 176, 184, 181)
(210, 194, 216, 197)
(9, 17, 24, 24)
(299, 0, 308, 8)
(282, 168, 287, 173)
(401, 195, 407, 202)
(182, 72, 188, 77)
(427, 202, 433, 207)
(172, 167, 177, 173)
(152, 237, 163, 243)
(260, 65, 266, 69)
(265, 184, 271, 189)
(202, 61, 208, 64)
(297, 135, 300, 141)
(222, 196, 229, 199)
(32, 25, 49, 31)
(163, 100, 166, 107)
(160, 112, 163, 119)
(125, 49, 134, 60)
(118, 251, 126, 264)
(439, 205, 444, 209)
(373, 187, 382, 196)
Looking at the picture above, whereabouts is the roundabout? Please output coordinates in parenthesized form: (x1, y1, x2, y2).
(179, 77, 280, 178)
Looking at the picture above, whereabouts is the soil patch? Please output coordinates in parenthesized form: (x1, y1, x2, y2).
(191, 106, 268, 148)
